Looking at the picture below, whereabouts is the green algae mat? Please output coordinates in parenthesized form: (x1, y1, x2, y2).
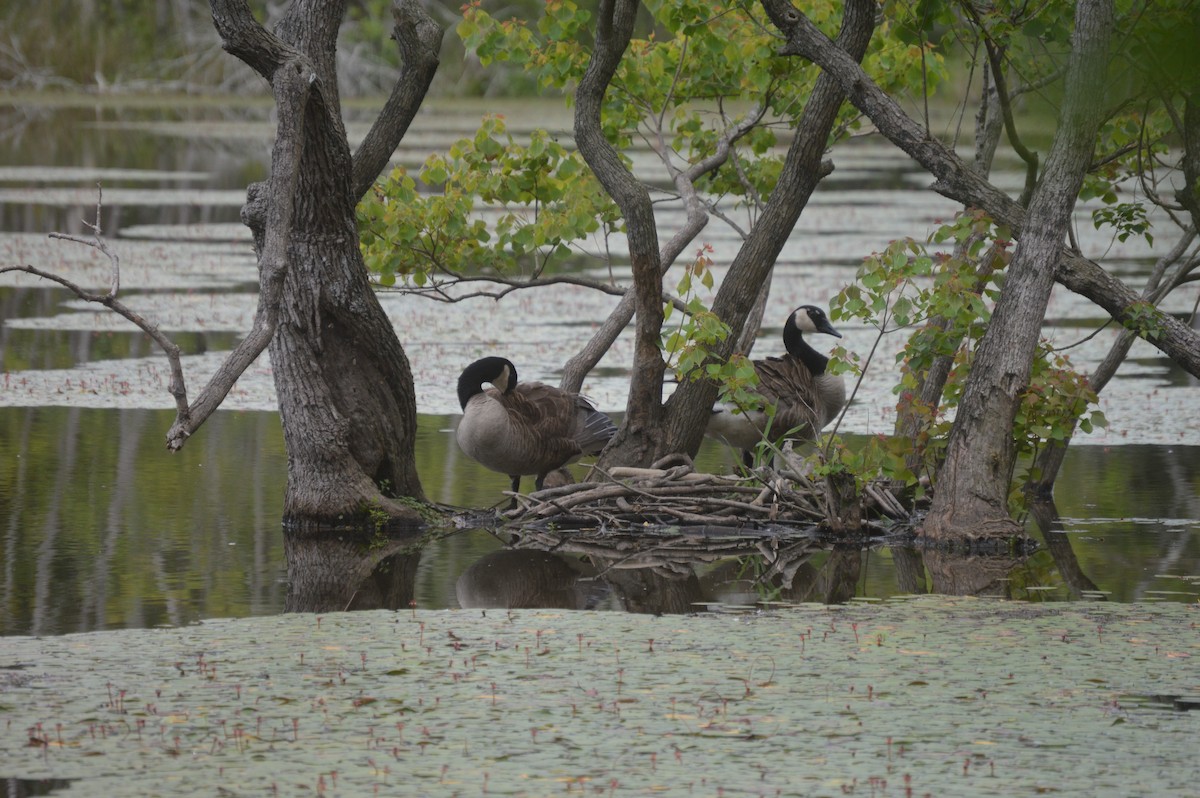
(2, 597, 1197, 796)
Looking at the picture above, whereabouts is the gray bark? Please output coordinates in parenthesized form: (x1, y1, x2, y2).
(767, 2, 1200, 379)
(204, 0, 442, 525)
(574, 0, 667, 467)
(924, 0, 1114, 540)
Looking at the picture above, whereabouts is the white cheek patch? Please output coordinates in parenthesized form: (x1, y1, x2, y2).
(493, 364, 512, 392)
(794, 309, 817, 333)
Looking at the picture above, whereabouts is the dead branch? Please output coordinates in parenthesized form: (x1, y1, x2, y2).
(0, 185, 190, 418)
(166, 8, 319, 451)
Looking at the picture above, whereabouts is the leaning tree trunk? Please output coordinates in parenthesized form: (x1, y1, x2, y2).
(575, 0, 667, 468)
(208, 0, 442, 526)
(922, 0, 1114, 540)
(660, 0, 876, 459)
(773, 4, 1200, 379)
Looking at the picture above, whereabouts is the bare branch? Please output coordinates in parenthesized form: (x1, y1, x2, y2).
(351, 0, 444, 202)
(1, 186, 190, 417)
(166, 15, 319, 450)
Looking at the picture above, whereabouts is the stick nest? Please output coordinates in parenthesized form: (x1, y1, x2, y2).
(498, 454, 912, 546)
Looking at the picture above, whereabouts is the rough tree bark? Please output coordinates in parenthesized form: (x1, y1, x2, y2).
(767, 1, 1200, 379)
(923, 0, 1114, 540)
(569, 0, 873, 469)
(205, 0, 442, 526)
(574, 0, 667, 467)
(658, 0, 877, 460)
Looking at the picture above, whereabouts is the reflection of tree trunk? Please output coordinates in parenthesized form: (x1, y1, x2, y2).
(85, 407, 151, 629)
(283, 533, 422, 613)
(889, 546, 927, 595)
(925, 551, 1020, 597)
(788, 548, 861, 604)
(1, 407, 36, 635)
(1028, 499, 1102, 599)
(33, 408, 82, 636)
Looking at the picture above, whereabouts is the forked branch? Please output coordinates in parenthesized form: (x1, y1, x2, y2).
(0, 186, 190, 416)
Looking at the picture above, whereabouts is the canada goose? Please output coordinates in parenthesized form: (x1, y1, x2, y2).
(705, 305, 846, 464)
(456, 357, 617, 498)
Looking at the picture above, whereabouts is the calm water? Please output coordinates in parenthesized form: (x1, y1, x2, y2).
(2, 98, 1199, 637)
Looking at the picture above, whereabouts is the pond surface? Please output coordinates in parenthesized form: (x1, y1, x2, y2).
(1, 96, 1198, 637)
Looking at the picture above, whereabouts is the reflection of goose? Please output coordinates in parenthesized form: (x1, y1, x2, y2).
(456, 550, 603, 610)
(456, 357, 617, 497)
(705, 305, 846, 464)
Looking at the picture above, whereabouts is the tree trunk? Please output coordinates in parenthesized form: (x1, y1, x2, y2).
(923, 0, 1114, 540)
(575, 0, 667, 468)
(208, 0, 442, 526)
(894, 57, 1008, 482)
(771, 4, 1200, 379)
(660, 0, 876, 459)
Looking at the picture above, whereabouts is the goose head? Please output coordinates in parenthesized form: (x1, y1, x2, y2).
(782, 305, 841, 375)
(787, 305, 842, 340)
(457, 356, 518, 410)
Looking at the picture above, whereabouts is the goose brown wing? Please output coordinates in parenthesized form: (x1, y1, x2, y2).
(571, 394, 618, 455)
(507, 383, 616, 457)
(494, 382, 586, 469)
(506, 381, 581, 434)
(753, 355, 822, 440)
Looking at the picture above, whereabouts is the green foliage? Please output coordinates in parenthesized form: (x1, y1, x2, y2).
(455, 0, 946, 212)
(811, 434, 918, 494)
(358, 116, 619, 286)
(1092, 202, 1153, 247)
(424, 0, 949, 438)
(1014, 344, 1107, 496)
(828, 212, 1105, 498)
(663, 245, 723, 373)
(1120, 300, 1166, 341)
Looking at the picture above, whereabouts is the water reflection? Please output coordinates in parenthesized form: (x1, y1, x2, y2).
(283, 529, 424, 614)
(3, 97, 1199, 633)
(279, 525, 1037, 617)
(1, 405, 1198, 636)
(456, 549, 605, 610)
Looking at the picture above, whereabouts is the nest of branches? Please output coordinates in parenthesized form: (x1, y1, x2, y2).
(499, 454, 912, 545)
